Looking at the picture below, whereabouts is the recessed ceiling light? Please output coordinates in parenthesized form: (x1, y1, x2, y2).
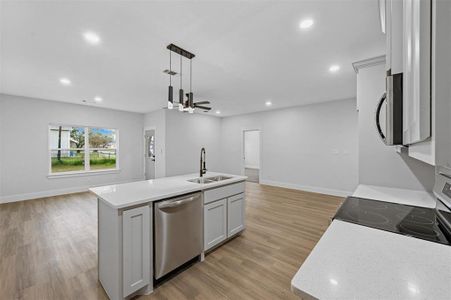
(83, 31, 101, 45)
(299, 19, 314, 30)
(215, 110, 221, 114)
(94, 96, 103, 103)
(329, 65, 340, 73)
(265, 101, 272, 107)
(59, 78, 71, 86)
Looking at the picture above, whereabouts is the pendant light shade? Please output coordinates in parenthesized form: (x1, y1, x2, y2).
(167, 86, 173, 109)
(178, 88, 184, 111)
(178, 54, 184, 111)
(188, 92, 194, 113)
(167, 50, 174, 109)
(188, 59, 194, 113)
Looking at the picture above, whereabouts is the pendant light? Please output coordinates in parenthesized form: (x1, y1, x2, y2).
(178, 54, 184, 111)
(188, 59, 194, 114)
(167, 50, 173, 109)
(166, 43, 212, 114)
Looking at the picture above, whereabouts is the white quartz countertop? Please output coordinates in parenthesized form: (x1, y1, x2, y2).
(291, 220, 451, 300)
(89, 172, 247, 209)
(353, 184, 436, 208)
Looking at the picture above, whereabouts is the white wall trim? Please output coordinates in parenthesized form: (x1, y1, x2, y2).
(352, 55, 386, 73)
(0, 177, 144, 204)
(260, 179, 352, 198)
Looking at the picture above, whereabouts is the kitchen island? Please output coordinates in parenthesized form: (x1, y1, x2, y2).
(90, 172, 247, 300)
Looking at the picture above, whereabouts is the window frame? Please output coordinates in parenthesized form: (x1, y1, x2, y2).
(48, 124, 120, 177)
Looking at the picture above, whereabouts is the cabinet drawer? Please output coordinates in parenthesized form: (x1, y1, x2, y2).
(204, 182, 245, 204)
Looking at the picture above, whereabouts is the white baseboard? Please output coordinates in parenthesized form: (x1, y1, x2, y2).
(0, 177, 144, 204)
(259, 179, 352, 197)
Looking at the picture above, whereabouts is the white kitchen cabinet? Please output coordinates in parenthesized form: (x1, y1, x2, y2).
(227, 193, 245, 237)
(204, 181, 245, 204)
(384, 0, 431, 146)
(384, 0, 403, 74)
(98, 200, 153, 300)
(203, 182, 246, 251)
(204, 199, 227, 250)
(122, 205, 151, 297)
(407, 0, 451, 166)
(403, 0, 431, 145)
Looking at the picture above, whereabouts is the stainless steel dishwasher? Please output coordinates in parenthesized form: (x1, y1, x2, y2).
(154, 192, 203, 279)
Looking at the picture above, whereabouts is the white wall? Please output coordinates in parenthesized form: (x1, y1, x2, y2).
(357, 64, 435, 191)
(220, 99, 359, 196)
(244, 130, 260, 169)
(0, 94, 145, 202)
(144, 109, 166, 178)
(165, 110, 222, 176)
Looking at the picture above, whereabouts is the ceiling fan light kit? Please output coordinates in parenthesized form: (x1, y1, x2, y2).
(165, 43, 212, 114)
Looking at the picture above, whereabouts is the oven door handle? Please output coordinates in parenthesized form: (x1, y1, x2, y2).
(376, 92, 387, 143)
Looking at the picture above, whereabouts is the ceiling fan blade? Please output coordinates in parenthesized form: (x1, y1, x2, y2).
(195, 100, 210, 104)
(195, 105, 211, 111)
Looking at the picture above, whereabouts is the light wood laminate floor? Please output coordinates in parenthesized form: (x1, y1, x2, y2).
(0, 182, 343, 300)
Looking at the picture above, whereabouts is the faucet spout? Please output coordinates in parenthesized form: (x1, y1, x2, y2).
(200, 148, 207, 177)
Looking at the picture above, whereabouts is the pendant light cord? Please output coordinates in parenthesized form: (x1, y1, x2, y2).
(180, 54, 182, 89)
(190, 59, 192, 93)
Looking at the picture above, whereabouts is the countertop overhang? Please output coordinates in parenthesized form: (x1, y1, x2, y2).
(89, 172, 247, 209)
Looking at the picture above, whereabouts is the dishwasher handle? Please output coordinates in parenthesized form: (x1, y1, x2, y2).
(158, 196, 196, 209)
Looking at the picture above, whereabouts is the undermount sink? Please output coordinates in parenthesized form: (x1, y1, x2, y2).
(187, 175, 232, 184)
(206, 175, 232, 181)
(188, 178, 215, 184)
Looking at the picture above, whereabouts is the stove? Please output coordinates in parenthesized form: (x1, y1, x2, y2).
(335, 168, 451, 246)
(334, 197, 450, 245)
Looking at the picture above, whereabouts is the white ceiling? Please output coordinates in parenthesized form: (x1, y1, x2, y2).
(0, 0, 384, 116)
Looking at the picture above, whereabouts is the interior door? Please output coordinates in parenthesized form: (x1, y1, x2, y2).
(243, 130, 260, 183)
(145, 129, 156, 179)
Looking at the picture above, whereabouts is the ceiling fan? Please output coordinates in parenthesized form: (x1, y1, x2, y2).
(186, 94, 212, 112)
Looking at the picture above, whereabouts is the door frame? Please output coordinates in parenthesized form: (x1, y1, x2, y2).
(241, 128, 262, 182)
(143, 126, 156, 179)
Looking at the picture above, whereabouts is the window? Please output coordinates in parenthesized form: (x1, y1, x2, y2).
(49, 125, 118, 174)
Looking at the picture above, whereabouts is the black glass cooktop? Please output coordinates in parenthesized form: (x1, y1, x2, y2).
(334, 197, 451, 246)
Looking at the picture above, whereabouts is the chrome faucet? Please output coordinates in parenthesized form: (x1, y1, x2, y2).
(200, 147, 207, 177)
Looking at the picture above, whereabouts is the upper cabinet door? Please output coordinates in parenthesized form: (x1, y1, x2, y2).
(385, 0, 404, 74)
(403, 0, 431, 145)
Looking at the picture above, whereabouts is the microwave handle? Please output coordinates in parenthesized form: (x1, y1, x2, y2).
(376, 92, 387, 142)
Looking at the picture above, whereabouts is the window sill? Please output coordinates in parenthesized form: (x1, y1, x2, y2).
(47, 169, 121, 179)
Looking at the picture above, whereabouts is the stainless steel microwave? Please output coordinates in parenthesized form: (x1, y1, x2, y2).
(375, 71, 403, 145)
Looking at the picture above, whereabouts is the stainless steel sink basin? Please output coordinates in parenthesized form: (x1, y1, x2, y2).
(187, 175, 232, 184)
(188, 178, 215, 184)
(205, 175, 232, 181)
